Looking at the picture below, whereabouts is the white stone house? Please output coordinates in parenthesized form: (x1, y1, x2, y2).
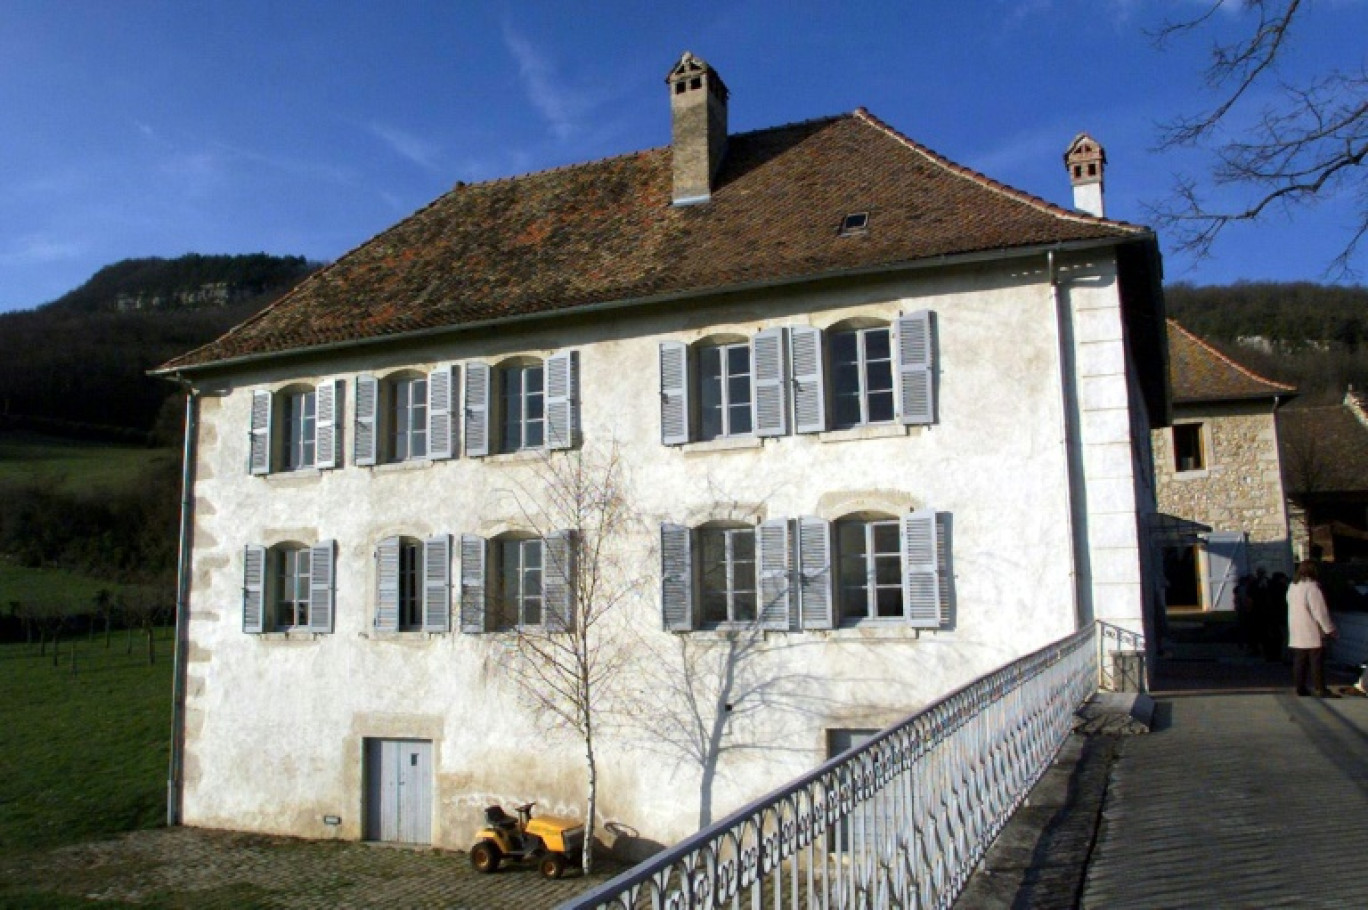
(156, 53, 1169, 852)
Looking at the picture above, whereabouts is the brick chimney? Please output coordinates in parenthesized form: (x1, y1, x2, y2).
(1064, 133, 1106, 217)
(666, 51, 729, 205)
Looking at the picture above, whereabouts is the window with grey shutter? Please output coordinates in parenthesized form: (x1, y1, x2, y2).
(901, 510, 940, 627)
(752, 328, 789, 437)
(459, 534, 487, 632)
(896, 310, 936, 426)
(546, 351, 579, 451)
(249, 390, 272, 475)
(464, 362, 491, 457)
(659, 342, 691, 446)
(544, 530, 576, 632)
(308, 539, 336, 633)
(790, 325, 826, 434)
(423, 533, 452, 632)
(428, 366, 458, 460)
(660, 523, 694, 631)
(243, 544, 266, 633)
(798, 517, 833, 629)
(316, 379, 344, 469)
(758, 518, 791, 631)
(936, 512, 954, 627)
(355, 375, 378, 466)
(375, 537, 400, 632)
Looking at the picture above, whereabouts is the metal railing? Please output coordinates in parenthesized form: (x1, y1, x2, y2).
(1097, 620, 1147, 693)
(564, 624, 1103, 910)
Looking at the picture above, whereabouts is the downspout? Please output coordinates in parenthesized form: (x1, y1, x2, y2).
(1048, 250, 1088, 630)
(167, 375, 199, 826)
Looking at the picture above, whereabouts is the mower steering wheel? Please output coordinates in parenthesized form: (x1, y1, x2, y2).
(516, 801, 535, 813)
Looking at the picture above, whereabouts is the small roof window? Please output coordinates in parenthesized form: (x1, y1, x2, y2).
(838, 212, 869, 236)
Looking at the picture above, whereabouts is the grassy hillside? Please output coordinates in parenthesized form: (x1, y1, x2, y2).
(0, 430, 177, 496)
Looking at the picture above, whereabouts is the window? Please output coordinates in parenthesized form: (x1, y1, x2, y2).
(248, 381, 344, 475)
(1173, 423, 1205, 472)
(458, 531, 574, 632)
(699, 526, 757, 624)
(836, 518, 903, 620)
(660, 520, 787, 631)
(659, 337, 764, 445)
(243, 541, 336, 634)
(465, 353, 578, 456)
(700, 344, 753, 440)
(500, 364, 545, 452)
(391, 375, 428, 461)
(497, 537, 544, 628)
(398, 540, 422, 629)
(354, 367, 457, 467)
(282, 389, 317, 471)
(375, 535, 451, 632)
(276, 545, 313, 630)
(831, 327, 895, 429)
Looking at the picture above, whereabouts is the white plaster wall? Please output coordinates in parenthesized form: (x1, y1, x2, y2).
(180, 254, 1150, 849)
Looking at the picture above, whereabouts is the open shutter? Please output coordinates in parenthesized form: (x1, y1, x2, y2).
(544, 530, 576, 632)
(546, 351, 580, 450)
(758, 519, 792, 631)
(374, 537, 400, 632)
(896, 310, 936, 426)
(1205, 531, 1247, 612)
(790, 325, 826, 434)
(798, 517, 833, 630)
(936, 513, 953, 627)
(752, 328, 789, 437)
(428, 366, 458, 460)
(243, 544, 266, 633)
(902, 510, 940, 627)
(659, 342, 691, 446)
(354, 374, 378, 467)
(459, 534, 488, 632)
(316, 379, 344, 470)
(248, 390, 272, 475)
(423, 534, 452, 632)
(464, 363, 490, 457)
(308, 539, 336, 633)
(660, 524, 694, 631)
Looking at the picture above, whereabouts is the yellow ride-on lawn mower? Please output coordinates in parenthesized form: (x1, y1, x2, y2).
(470, 802, 584, 879)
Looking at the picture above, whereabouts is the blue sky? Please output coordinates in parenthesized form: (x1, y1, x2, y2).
(2, 0, 1365, 313)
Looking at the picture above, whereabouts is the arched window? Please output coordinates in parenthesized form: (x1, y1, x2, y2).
(698, 522, 757, 624)
(498, 358, 545, 453)
(279, 384, 317, 471)
(374, 534, 452, 633)
(386, 371, 429, 462)
(495, 534, 544, 628)
(829, 320, 895, 430)
(698, 337, 753, 441)
(275, 543, 313, 630)
(835, 513, 903, 621)
(241, 540, 335, 634)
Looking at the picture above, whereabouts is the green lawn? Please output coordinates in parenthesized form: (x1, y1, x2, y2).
(0, 430, 176, 496)
(0, 632, 172, 851)
(0, 564, 130, 612)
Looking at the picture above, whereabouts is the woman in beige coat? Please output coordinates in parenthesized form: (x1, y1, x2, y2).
(1286, 560, 1338, 697)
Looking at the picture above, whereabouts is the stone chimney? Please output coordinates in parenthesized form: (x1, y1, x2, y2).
(666, 51, 729, 205)
(1064, 133, 1106, 217)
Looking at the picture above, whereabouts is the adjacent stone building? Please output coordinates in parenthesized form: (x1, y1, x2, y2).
(1278, 388, 1368, 564)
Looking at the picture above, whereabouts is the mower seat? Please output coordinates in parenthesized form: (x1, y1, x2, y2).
(485, 805, 518, 831)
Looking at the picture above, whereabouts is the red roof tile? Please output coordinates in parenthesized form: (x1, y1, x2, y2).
(1166, 320, 1295, 404)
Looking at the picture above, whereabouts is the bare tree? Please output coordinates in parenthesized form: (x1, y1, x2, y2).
(1151, 0, 1368, 276)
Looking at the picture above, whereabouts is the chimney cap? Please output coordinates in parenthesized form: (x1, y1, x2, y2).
(665, 50, 729, 100)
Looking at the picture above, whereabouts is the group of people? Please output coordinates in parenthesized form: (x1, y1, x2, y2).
(1239, 560, 1363, 698)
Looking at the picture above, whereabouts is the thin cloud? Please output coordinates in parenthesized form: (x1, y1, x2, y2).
(501, 23, 601, 142)
(367, 122, 443, 172)
(0, 235, 83, 265)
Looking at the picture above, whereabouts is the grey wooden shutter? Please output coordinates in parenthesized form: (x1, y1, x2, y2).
(423, 533, 452, 632)
(758, 519, 791, 631)
(546, 351, 579, 450)
(902, 510, 940, 628)
(896, 310, 936, 426)
(752, 328, 789, 437)
(544, 530, 576, 632)
(659, 342, 691, 446)
(354, 374, 378, 466)
(660, 523, 694, 631)
(936, 513, 953, 627)
(790, 325, 826, 434)
(243, 544, 266, 633)
(316, 379, 344, 470)
(248, 390, 272, 475)
(798, 517, 833, 630)
(464, 363, 491, 457)
(375, 537, 400, 632)
(459, 534, 487, 632)
(427, 366, 458, 460)
(308, 539, 336, 633)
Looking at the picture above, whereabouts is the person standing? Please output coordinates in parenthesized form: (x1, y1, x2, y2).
(1286, 560, 1339, 697)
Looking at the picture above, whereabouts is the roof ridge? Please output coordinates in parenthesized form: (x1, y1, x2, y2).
(1168, 318, 1297, 393)
(851, 108, 1150, 236)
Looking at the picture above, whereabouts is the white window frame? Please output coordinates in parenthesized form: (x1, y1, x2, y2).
(836, 518, 904, 623)
(831, 326, 896, 430)
(699, 343, 754, 441)
(699, 525, 758, 625)
(275, 545, 313, 631)
(497, 537, 544, 629)
(390, 374, 429, 462)
(282, 388, 317, 471)
(499, 362, 546, 453)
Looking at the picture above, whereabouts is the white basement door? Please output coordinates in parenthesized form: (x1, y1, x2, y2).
(364, 738, 433, 844)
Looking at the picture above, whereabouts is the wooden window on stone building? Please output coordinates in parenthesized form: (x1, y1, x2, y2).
(1173, 423, 1206, 473)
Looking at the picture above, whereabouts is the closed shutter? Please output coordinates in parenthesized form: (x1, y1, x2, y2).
(316, 379, 344, 469)
(375, 537, 400, 632)
(544, 530, 576, 632)
(459, 534, 487, 633)
(660, 523, 694, 631)
(355, 375, 379, 466)
(427, 366, 458, 460)
(790, 325, 826, 434)
(659, 342, 691, 446)
(243, 544, 266, 633)
(752, 328, 789, 437)
(423, 534, 452, 632)
(546, 351, 579, 450)
(896, 310, 936, 426)
(798, 517, 833, 630)
(464, 363, 491, 457)
(902, 510, 940, 627)
(758, 518, 792, 630)
(249, 390, 272, 475)
(308, 539, 336, 633)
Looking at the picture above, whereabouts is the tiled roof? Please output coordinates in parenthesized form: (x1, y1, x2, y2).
(160, 109, 1150, 373)
(1278, 398, 1368, 494)
(1166, 320, 1295, 404)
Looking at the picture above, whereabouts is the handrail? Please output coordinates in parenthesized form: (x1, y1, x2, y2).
(563, 623, 1102, 910)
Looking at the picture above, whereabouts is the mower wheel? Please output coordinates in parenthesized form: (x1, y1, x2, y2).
(539, 851, 568, 880)
(471, 841, 501, 874)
